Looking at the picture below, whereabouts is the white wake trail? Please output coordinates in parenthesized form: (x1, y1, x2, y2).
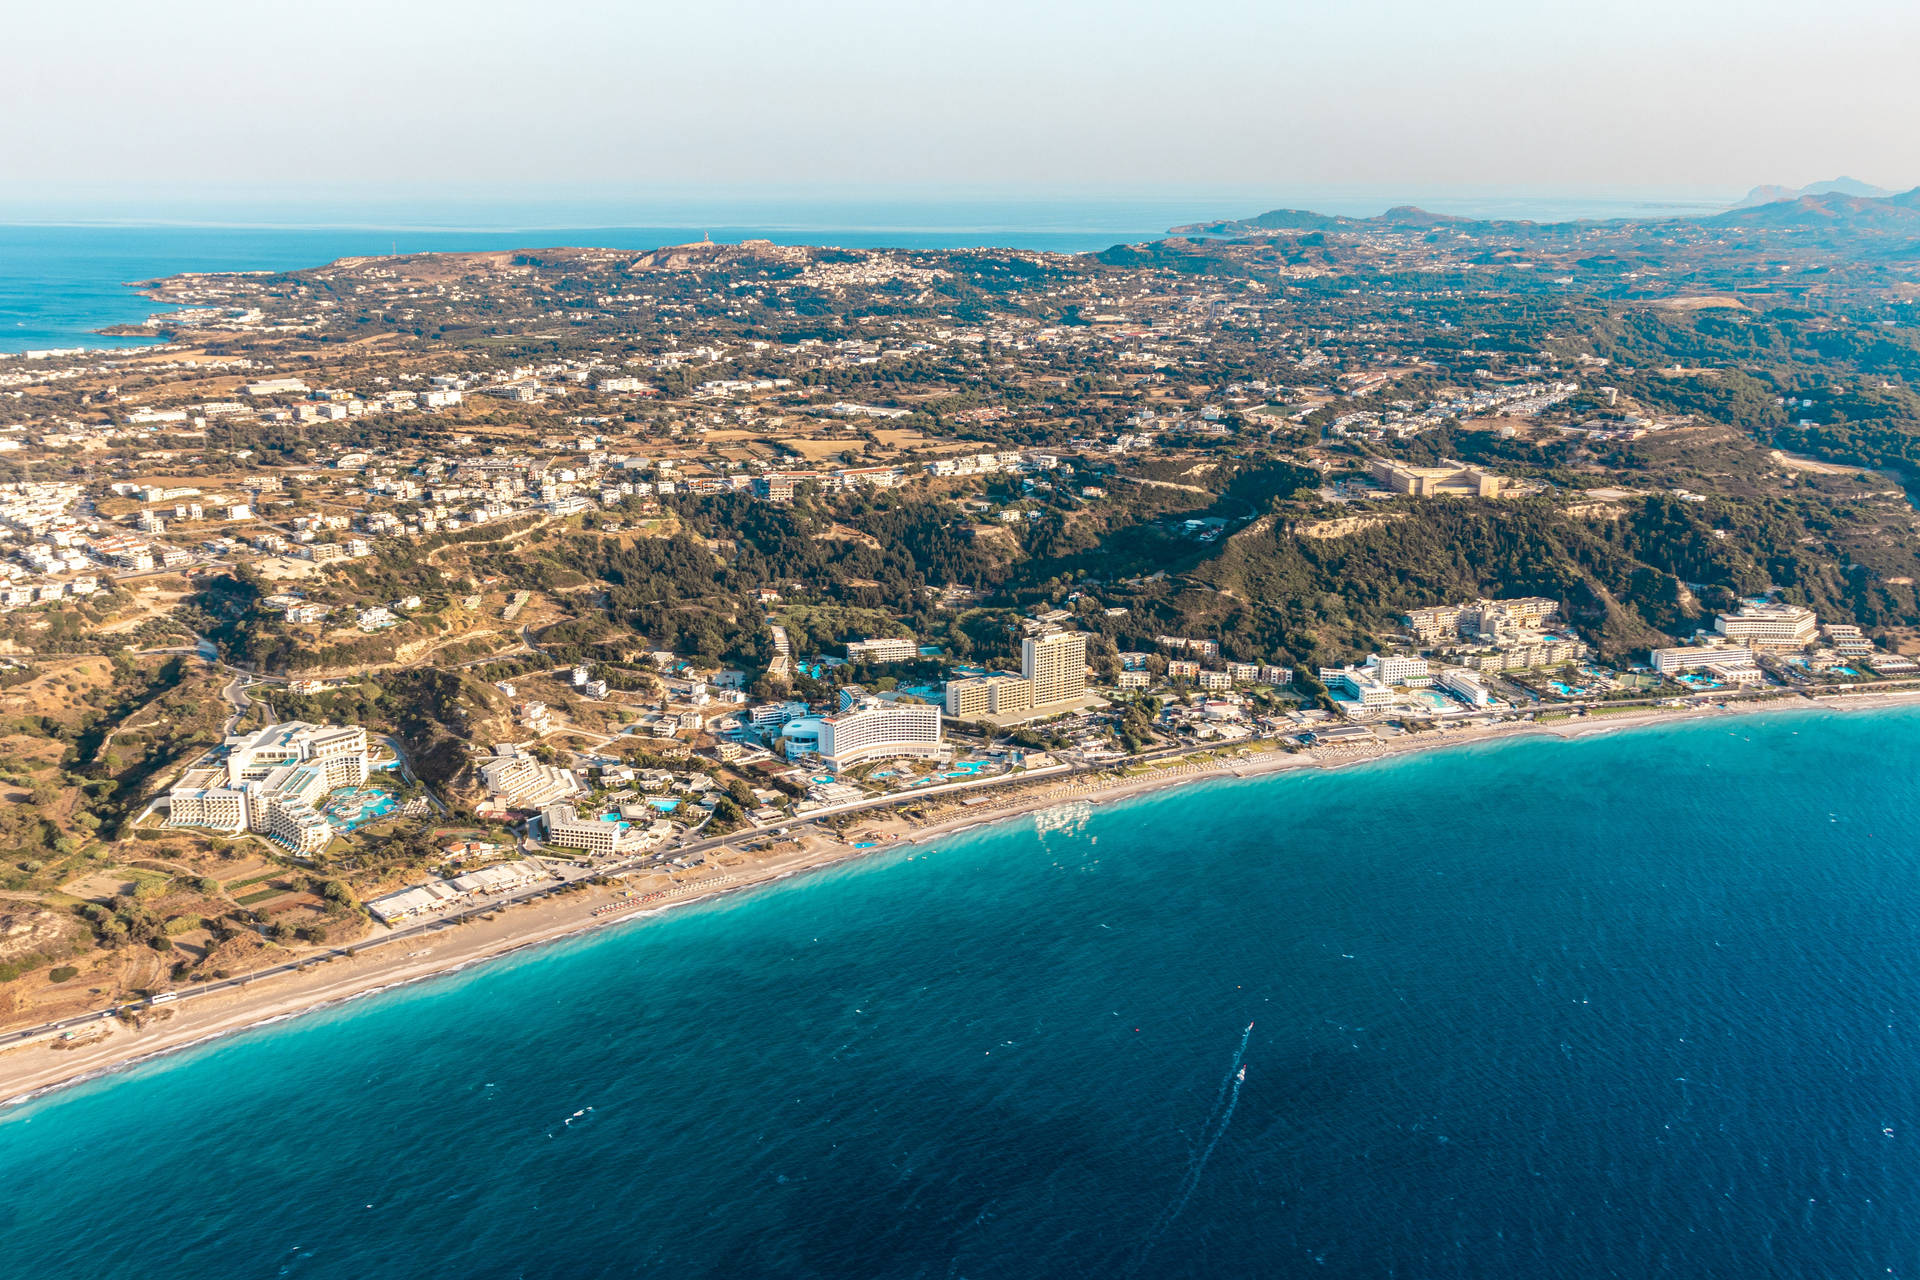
(1126, 1023, 1254, 1275)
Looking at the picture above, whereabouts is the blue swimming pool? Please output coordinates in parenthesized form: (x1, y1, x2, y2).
(322, 787, 396, 832)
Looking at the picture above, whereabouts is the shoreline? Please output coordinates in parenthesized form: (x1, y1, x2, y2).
(6, 686, 1917, 1111)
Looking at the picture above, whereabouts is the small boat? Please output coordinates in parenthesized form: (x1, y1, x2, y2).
(1236, 1067, 1246, 1082)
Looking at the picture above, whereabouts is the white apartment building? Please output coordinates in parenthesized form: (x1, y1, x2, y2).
(1406, 597, 1559, 644)
(1652, 645, 1732, 674)
(1319, 666, 1395, 712)
(846, 637, 918, 663)
(1823, 624, 1875, 657)
(165, 779, 248, 832)
(945, 674, 1034, 719)
(540, 803, 655, 857)
(1437, 668, 1493, 708)
(1370, 654, 1432, 687)
(479, 753, 583, 810)
(748, 700, 811, 728)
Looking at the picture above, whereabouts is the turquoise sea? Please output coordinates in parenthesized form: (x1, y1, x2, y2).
(5, 707, 1920, 1277)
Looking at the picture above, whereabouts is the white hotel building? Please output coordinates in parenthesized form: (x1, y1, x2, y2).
(540, 803, 655, 857)
(817, 699, 945, 771)
(1022, 631, 1089, 707)
(167, 721, 370, 855)
(1714, 603, 1818, 649)
(845, 637, 919, 663)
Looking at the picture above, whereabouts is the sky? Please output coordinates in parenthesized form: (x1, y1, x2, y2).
(4, 0, 1916, 217)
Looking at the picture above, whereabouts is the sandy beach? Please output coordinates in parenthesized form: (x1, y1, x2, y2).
(7, 685, 1917, 1109)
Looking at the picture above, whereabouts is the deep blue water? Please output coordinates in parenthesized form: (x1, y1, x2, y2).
(7, 708, 1917, 1278)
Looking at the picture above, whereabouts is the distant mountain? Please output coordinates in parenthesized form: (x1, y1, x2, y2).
(1167, 207, 1355, 236)
(1173, 184, 1920, 242)
(1168, 205, 1481, 238)
(1733, 177, 1893, 208)
(1374, 205, 1475, 228)
(1707, 186, 1920, 231)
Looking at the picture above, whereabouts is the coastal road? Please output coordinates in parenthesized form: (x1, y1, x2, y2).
(9, 679, 1912, 1054)
(0, 747, 1170, 1052)
(0, 860, 607, 1052)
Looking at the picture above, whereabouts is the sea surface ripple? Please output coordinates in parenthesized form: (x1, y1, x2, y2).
(4, 708, 1919, 1278)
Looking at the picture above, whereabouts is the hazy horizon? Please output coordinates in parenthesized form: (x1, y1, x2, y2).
(6, 1, 1916, 203)
(0, 184, 1746, 234)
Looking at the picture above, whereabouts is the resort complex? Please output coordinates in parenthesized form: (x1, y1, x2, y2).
(819, 696, 946, 771)
(945, 630, 1093, 726)
(12, 175, 1920, 1145)
(165, 721, 373, 855)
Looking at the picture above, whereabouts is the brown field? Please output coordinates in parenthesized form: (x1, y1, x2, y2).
(0, 656, 115, 726)
(869, 427, 936, 450)
(1655, 295, 1750, 311)
(1770, 449, 1870, 477)
(782, 437, 871, 461)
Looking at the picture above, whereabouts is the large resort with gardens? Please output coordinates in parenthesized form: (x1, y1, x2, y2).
(165, 721, 376, 855)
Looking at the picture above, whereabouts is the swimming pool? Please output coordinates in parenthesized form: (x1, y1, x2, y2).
(322, 787, 397, 832)
(648, 798, 680, 813)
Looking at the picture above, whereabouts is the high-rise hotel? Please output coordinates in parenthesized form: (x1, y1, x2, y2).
(1022, 630, 1088, 706)
(947, 630, 1089, 724)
